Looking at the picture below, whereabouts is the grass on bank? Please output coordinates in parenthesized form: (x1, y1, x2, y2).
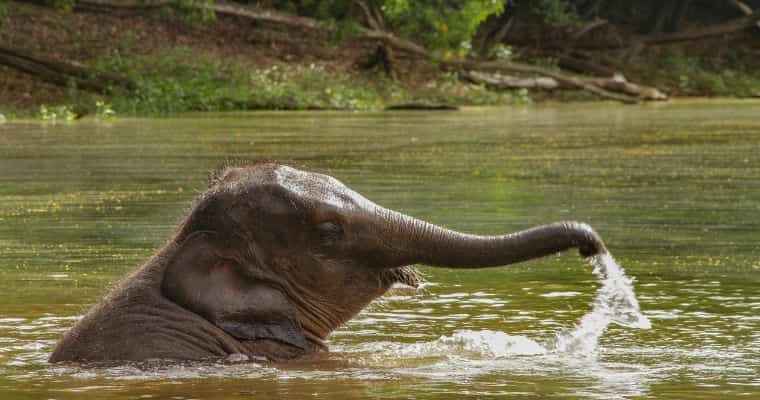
(653, 50, 760, 98)
(20, 48, 523, 119)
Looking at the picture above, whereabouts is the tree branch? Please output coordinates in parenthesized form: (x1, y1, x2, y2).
(0, 44, 134, 93)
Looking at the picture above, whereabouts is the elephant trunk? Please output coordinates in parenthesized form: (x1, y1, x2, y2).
(376, 208, 606, 269)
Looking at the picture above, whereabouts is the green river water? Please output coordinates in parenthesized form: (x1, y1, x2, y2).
(0, 100, 758, 399)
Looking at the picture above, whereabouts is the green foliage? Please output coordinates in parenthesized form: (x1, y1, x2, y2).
(38, 104, 78, 121)
(416, 71, 528, 106)
(247, 64, 388, 110)
(88, 48, 396, 114)
(45, 0, 76, 13)
(41, 48, 525, 116)
(382, 0, 508, 53)
(531, 0, 579, 28)
(94, 48, 253, 114)
(175, 0, 216, 23)
(0, 1, 8, 30)
(492, 44, 514, 60)
(657, 51, 760, 97)
(95, 100, 116, 119)
(270, 0, 507, 53)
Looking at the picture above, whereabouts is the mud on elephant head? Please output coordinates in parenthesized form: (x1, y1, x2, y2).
(49, 163, 606, 363)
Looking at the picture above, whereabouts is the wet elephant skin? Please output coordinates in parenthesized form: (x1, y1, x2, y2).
(49, 163, 605, 363)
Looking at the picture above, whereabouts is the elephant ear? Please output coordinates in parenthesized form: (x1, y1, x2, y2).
(161, 232, 306, 350)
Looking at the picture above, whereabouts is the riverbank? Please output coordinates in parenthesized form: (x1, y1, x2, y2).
(1, 2, 759, 119)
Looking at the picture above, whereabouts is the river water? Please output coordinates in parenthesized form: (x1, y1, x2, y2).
(0, 100, 758, 399)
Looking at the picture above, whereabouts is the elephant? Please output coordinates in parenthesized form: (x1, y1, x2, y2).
(49, 162, 606, 363)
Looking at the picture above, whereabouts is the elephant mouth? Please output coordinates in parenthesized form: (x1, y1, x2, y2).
(383, 265, 423, 288)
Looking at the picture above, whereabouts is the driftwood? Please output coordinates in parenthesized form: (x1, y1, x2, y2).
(0, 44, 134, 93)
(464, 70, 668, 101)
(462, 70, 560, 90)
(451, 60, 641, 103)
(584, 75, 668, 100)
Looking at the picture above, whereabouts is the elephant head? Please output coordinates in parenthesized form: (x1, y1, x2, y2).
(49, 163, 606, 363)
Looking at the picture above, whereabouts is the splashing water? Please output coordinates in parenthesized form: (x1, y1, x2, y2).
(413, 252, 651, 358)
(548, 252, 651, 353)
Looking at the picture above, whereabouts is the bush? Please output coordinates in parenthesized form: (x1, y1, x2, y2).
(657, 51, 760, 97)
(383, 0, 508, 53)
(85, 48, 396, 114)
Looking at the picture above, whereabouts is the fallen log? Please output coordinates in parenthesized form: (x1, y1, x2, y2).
(463, 70, 667, 101)
(0, 52, 110, 92)
(462, 70, 560, 90)
(75, 0, 322, 30)
(452, 60, 640, 103)
(0, 45, 135, 90)
(584, 75, 668, 100)
(0, 45, 135, 93)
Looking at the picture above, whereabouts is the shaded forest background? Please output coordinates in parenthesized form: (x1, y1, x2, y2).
(1, 0, 759, 116)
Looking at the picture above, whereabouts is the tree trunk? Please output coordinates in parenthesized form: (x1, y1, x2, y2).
(352, 0, 397, 79)
(462, 70, 560, 90)
(0, 45, 134, 93)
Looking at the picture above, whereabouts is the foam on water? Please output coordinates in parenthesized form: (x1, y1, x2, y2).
(408, 252, 651, 358)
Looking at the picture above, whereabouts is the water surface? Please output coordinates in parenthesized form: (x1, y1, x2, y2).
(1, 100, 759, 399)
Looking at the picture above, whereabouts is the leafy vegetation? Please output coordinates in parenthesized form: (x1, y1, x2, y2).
(272, 0, 509, 53)
(2, 0, 760, 116)
(35, 48, 521, 117)
(655, 51, 760, 97)
(38, 104, 78, 121)
(0, 0, 8, 29)
(382, 0, 508, 53)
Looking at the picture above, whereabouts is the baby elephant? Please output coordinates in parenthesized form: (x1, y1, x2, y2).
(49, 163, 606, 363)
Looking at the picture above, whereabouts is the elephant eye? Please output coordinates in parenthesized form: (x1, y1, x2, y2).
(316, 221, 343, 247)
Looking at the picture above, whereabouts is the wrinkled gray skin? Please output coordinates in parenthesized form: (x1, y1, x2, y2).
(49, 163, 606, 364)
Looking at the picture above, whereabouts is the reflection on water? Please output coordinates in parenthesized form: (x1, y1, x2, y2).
(1, 100, 760, 399)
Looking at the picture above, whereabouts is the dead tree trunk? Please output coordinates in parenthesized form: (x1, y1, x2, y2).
(0, 45, 134, 93)
(463, 70, 667, 101)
